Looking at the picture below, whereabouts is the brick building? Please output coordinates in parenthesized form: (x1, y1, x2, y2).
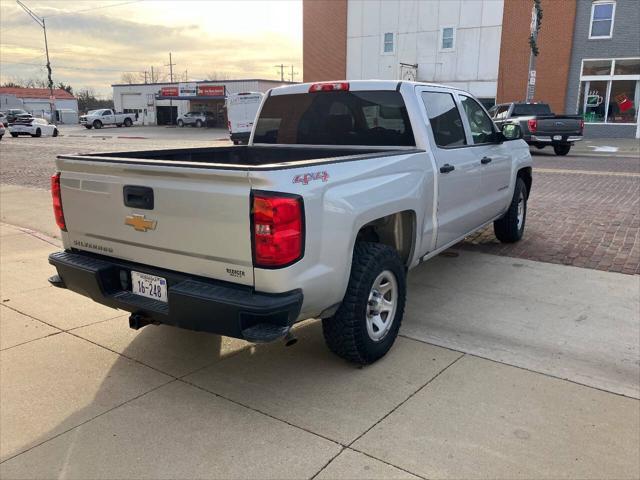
(303, 0, 639, 138)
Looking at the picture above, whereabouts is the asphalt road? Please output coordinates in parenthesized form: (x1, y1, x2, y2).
(1, 130, 638, 273)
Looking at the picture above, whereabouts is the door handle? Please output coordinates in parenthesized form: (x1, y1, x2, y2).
(439, 164, 455, 174)
(481, 156, 492, 164)
(123, 185, 154, 210)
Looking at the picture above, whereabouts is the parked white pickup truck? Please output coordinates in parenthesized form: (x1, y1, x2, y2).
(49, 81, 532, 364)
(80, 109, 135, 129)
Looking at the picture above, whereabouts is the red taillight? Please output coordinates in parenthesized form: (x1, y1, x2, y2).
(579, 119, 585, 131)
(308, 82, 349, 93)
(51, 173, 66, 231)
(252, 193, 303, 268)
(527, 118, 537, 134)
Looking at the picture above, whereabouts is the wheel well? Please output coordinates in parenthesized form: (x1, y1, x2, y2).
(356, 211, 416, 266)
(518, 167, 532, 198)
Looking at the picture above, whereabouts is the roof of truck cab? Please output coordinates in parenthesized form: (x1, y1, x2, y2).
(268, 80, 468, 96)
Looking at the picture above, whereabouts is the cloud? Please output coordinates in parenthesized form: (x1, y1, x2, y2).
(0, 1, 302, 95)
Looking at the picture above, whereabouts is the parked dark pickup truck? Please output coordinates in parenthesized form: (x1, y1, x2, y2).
(489, 102, 584, 156)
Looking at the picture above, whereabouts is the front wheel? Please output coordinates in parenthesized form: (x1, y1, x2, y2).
(11, 133, 18, 138)
(93, 120, 103, 129)
(177, 120, 184, 127)
(322, 242, 406, 365)
(84, 125, 92, 129)
(554, 144, 571, 156)
(52, 128, 58, 137)
(33, 128, 41, 137)
(195, 119, 203, 128)
(494, 177, 527, 243)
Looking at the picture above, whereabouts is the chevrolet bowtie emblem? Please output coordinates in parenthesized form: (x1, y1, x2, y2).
(125, 214, 157, 232)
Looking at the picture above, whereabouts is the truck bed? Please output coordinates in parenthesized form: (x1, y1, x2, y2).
(60, 145, 410, 170)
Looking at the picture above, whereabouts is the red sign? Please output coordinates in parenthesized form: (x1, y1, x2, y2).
(197, 85, 225, 97)
(160, 87, 179, 97)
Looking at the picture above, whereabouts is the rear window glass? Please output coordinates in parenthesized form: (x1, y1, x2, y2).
(512, 104, 552, 116)
(253, 90, 415, 146)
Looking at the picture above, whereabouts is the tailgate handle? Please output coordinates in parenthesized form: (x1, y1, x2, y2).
(123, 186, 154, 210)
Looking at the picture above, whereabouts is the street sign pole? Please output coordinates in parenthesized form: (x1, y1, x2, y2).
(526, 1, 540, 102)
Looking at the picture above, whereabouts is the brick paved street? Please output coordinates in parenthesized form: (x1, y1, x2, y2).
(1, 130, 638, 274)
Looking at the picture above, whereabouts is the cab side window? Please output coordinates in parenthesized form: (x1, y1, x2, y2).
(460, 95, 495, 144)
(421, 92, 467, 148)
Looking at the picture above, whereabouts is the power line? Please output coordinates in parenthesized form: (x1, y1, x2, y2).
(45, 1, 143, 18)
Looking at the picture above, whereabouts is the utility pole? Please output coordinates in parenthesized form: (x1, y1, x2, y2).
(166, 52, 176, 82)
(16, 0, 55, 120)
(165, 53, 177, 125)
(183, 69, 188, 82)
(143, 70, 148, 84)
(274, 64, 288, 82)
(289, 65, 298, 82)
(151, 66, 155, 83)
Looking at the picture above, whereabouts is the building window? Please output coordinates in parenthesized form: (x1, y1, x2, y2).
(589, 1, 615, 39)
(578, 58, 640, 124)
(441, 27, 455, 50)
(383, 33, 394, 54)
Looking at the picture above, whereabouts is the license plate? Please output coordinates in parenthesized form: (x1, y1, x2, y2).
(553, 135, 562, 141)
(131, 271, 168, 303)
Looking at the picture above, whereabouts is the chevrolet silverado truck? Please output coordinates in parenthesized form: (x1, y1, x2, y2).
(488, 102, 583, 155)
(48, 81, 532, 364)
(80, 109, 135, 129)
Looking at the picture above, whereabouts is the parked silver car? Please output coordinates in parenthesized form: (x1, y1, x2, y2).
(177, 111, 213, 128)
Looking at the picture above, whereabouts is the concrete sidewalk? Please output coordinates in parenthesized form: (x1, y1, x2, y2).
(572, 137, 639, 157)
(0, 188, 639, 478)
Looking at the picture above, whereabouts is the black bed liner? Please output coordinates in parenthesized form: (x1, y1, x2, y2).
(58, 145, 421, 171)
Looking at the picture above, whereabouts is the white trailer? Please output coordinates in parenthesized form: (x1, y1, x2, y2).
(226, 92, 263, 144)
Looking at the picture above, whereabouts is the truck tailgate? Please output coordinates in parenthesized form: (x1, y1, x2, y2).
(56, 157, 254, 286)
(536, 117, 582, 135)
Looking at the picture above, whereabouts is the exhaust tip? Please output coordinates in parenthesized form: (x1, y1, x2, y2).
(284, 331, 298, 347)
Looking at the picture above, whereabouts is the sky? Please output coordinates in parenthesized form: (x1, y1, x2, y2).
(0, 0, 303, 97)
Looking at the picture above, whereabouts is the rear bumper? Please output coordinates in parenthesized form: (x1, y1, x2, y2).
(527, 135, 583, 145)
(230, 132, 250, 143)
(48, 250, 303, 342)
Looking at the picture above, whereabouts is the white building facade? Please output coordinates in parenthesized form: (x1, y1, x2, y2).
(112, 79, 292, 126)
(346, 0, 504, 106)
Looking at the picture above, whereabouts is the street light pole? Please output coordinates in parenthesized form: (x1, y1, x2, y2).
(17, 1, 56, 116)
(16, 0, 56, 121)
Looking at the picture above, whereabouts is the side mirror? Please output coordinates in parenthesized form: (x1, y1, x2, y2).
(501, 123, 523, 140)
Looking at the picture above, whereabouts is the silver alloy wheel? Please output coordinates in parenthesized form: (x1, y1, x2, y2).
(366, 270, 398, 342)
(517, 191, 525, 230)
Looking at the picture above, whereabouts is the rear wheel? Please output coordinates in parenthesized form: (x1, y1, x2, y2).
(195, 119, 203, 128)
(52, 128, 58, 137)
(124, 118, 132, 127)
(554, 144, 571, 156)
(494, 177, 527, 243)
(116, 124, 122, 128)
(11, 133, 18, 138)
(322, 242, 406, 365)
(177, 119, 184, 127)
(33, 128, 41, 137)
(85, 125, 92, 129)
(93, 120, 103, 129)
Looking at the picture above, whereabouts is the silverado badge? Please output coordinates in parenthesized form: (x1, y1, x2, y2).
(125, 214, 157, 232)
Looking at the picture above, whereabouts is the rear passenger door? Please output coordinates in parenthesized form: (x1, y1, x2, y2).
(458, 94, 513, 223)
(418, 88, 483, 250)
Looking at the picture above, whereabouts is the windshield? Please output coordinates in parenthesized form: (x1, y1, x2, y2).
(253, 90, 415, 146)
(87, 110, 101, 115)
(512, 104, 552, 116)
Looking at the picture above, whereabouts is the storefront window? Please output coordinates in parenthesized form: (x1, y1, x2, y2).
(582, 60, 612, 76)
(579, 58, 640, 124)
(614, 59, 640, 75)
(581, 81, 608, 123)
(607, 80, 638, 123)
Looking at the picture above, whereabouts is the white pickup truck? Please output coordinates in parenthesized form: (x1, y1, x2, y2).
(48, 81, 532, 364)
(80, 109, 135, 129)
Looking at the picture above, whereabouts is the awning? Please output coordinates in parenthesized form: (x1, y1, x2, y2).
(155, 95, 226, 100)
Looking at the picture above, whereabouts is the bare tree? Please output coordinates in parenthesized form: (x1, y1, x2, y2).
(205, 71, 231, 81)
(120, 72, 144, 84)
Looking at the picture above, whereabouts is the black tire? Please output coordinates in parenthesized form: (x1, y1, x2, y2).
(116, 124, 122, 128)
(52, 128, 58, 137)
(85, 125, 92, 129)
(178, 119, 184, 127)
(554, 144, 571, 156)
(322, 242, 406, 365)
(0, 134, 3, 141)
(11, 133, 18, 138)
(93, 120, 102, 129)
(195, 119, 203, 128)
(494, 177, 527, 243)
(534, 144, 545, 149)
(124, 118, 132, 127)
(34, 128, 41, 137)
